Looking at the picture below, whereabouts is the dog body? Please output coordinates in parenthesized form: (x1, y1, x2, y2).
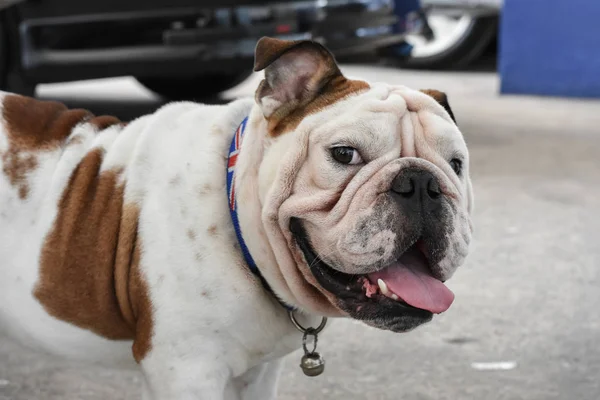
(0, 38, 473, 399)
(0, 94, 304, 398)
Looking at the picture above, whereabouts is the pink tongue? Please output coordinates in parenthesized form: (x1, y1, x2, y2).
(368, 250, 454, 314)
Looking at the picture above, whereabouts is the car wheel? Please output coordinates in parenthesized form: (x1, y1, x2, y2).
(138, 72, 253, 101)
(399, 14, 497, 70)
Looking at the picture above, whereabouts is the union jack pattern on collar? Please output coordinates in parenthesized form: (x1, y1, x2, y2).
(227, 116, 247, 211)
(226, 117, 294, 311)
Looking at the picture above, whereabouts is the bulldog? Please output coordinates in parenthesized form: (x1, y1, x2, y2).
(0, 37, 473, 399)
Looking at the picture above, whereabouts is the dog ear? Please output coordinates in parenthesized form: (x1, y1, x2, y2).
(254, 37, 343, 119)
(420, 89, 456, 123)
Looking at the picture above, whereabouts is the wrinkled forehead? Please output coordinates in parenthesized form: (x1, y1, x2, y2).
(303, 82, 467, 156)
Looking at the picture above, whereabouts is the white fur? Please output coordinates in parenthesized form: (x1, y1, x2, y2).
(0, 95, 317, 399)
(0, 79, 473, 399)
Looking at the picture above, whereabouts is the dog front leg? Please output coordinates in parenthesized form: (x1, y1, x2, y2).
(140, 356, 234, 400)
(236, 359, 284, 400)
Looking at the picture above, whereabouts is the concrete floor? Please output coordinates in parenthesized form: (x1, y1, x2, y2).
(1, 65, 600, 400)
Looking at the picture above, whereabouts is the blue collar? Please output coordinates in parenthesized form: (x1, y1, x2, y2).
(226, 117, 294, 311)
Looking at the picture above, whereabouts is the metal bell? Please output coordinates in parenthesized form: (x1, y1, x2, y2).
(300, 352, 325, 377)
(289, 312, 328, 377)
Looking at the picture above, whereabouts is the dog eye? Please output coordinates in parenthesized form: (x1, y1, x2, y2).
(331, 147, 362, 165)
(449, 158, 463, 175)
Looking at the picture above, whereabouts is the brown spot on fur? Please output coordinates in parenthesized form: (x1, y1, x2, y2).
(198, 183, 212, 196)
(34, 148, 153, 362)
(18, 185, 29, 199)
(1, 149, 37, 199)
(170, 175, 182, 186)
(187, 228, 197, 241)
(208, 225, 218, 236)
(269, 76, 369, 137)
(211, 124, 225, 136)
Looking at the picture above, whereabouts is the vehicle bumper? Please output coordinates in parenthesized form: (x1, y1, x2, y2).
(18, 0, 405, 83)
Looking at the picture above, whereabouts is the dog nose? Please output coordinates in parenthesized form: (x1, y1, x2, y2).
(391, 169, 442, 210)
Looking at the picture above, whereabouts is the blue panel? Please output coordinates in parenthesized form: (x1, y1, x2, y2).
(499, 0, 600, 98)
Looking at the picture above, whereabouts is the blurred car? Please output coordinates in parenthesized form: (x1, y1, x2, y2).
(0, 0, 405, 99)
(395, 0, 501, 69)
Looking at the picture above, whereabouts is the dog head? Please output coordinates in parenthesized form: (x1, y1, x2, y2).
(235, 38, 474, 333)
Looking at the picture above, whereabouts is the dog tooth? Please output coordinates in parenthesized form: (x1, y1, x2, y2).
(391, 294, 399, 301)
(377, 279, 389, 295)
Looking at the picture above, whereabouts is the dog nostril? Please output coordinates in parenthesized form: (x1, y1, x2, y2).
(427, 178, 441, 199)
(395, 177, 415, 197)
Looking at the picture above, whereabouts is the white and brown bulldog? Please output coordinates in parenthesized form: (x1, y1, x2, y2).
(0, 38, 473, 399)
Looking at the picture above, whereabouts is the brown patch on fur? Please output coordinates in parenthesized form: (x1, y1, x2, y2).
(34, 150, 133, 338)
(269, 76, 369, 137)
(113, 204, 153, 362)
(34, 149, 154, 362)
(2, 95, 92, 150)
(129, 242, 154, 362)
(208, 224, 218, 236)
(420, 89, 447, 105)
(114, 203, 139, 328)
(420, 89, 456, 123)
(1, 95, 123, 199)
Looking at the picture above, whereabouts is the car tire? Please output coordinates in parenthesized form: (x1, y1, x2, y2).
(138, 72, 253, 101)
(397, 15, 498, 70)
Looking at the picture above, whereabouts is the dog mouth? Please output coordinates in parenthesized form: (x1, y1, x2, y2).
(289, 218, 454, 331)
(363, 244, 455, 314)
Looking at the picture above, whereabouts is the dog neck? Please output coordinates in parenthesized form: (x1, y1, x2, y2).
(232, 106, 341, 317)
(227, 116, 295, 311)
